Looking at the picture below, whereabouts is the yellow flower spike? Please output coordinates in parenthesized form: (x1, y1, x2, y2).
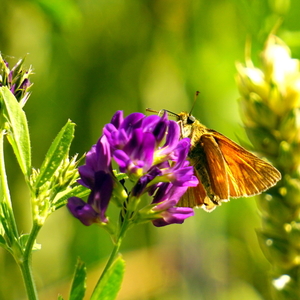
(239, 93, 278, 129)
(277, 141, 297, 171)
(237, 34, 300, 300)
(290, 222, 300, 249)
(245, 126, 279, 156)
(236, 62, 270, 100)
(262, 35, 295, 82)
(282, 177, 300, 206)
(285, 75, 300, 109)
(268, 83, 286, 116)
(279, 109, 300, 143)
(261, 35, 300, 116)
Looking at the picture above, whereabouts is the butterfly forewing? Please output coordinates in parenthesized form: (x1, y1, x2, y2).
(212, 131, 281, 197)
(200, 134, 229, 200)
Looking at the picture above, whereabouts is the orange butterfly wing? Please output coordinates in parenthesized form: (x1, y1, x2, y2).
(178, 130, 281, 211)
(178, 133, 230, 211)
(200, 134, 229, 200)
(211, 130, 281, 197)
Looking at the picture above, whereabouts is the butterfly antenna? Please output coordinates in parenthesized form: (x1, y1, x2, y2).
(189, 91, 200, 115)
(146, 108, 159, 114)
(146, 108, 179, 118)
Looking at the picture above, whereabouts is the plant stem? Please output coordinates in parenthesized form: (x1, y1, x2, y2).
(91, 203, 131, 297)
(98, 234, 123, 282)
(0, 129, 40, 299)
(19, 259, 39, 300)
(24, 221, 41, 259)
(18, 222, 41, 300)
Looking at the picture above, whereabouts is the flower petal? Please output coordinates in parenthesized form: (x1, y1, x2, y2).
(163, 120, 180, 150)
(67, 197, 99, 226)
(88, 171, 114, 222)
(121, 112, 145, 133)
(110, 110, 124, 129)
(152, 206, 195, 227)
(78, 135, 112, 188)
(113, 150, 130, 171)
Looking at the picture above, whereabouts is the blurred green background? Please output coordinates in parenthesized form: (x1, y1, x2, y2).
(0, 0, 299, 299)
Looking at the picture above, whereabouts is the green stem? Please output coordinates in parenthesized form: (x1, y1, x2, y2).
(91, 204, 131, 298)
(24, 221, 41, 262)
(0, 129, 40, 299)
(19, 222, 41, 300)
(99, 234, 123, 282)
(19, 260, 38, 300)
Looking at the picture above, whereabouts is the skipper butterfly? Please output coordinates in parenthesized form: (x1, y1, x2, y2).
(147, 103, 281, 211)
(175, 111, 281, 211)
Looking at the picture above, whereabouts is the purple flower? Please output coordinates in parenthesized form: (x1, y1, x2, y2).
(150, 181, 195, 227)
(68, 110, 199, 227)
(77, 135, 112, 189)
(67, 135, 115, 225)
(66, 197, 99, 226)
(153, 205, 195, 227)
(113, 130, 155, 174)
(104, 111, 182, 178)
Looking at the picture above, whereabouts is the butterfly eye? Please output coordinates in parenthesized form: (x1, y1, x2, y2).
(187, 115, 195, 124)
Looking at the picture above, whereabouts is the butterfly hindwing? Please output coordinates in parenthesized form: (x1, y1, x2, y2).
(179, 133, 231, 211)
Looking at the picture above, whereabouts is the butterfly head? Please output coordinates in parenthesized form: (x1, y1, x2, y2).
(186, 114, 196, 124)
(177, 112, 196, 126)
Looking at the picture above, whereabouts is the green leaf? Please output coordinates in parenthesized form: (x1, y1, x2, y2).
(0, 202, 16, 244)
(0, 234, 6, 247)
(91, 255, 125, 300)
(113, 171, 128, 181)
(19, 234, 41, 252)
(35, 120, 75, 189)
(53, 185, 90, 210)
(57, 296, 64, 300)
(0, 87, 31, 178)
(69, 258, 86, 300)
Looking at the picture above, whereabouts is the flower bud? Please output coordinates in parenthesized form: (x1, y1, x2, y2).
(239, 93, 277, 129)
(278, 141, 300, 171)
(236, 62, 269, 100)
(0, 54, 33, 106)
(279, 108, 300, 143)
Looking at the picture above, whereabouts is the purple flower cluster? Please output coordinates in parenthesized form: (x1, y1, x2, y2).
(0, 55, 32, 106)
(67, 111, 198, 227)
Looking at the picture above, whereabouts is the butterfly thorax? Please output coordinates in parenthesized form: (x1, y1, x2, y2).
(177, 112, 216, 201)
(177, 112, 208, 148)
